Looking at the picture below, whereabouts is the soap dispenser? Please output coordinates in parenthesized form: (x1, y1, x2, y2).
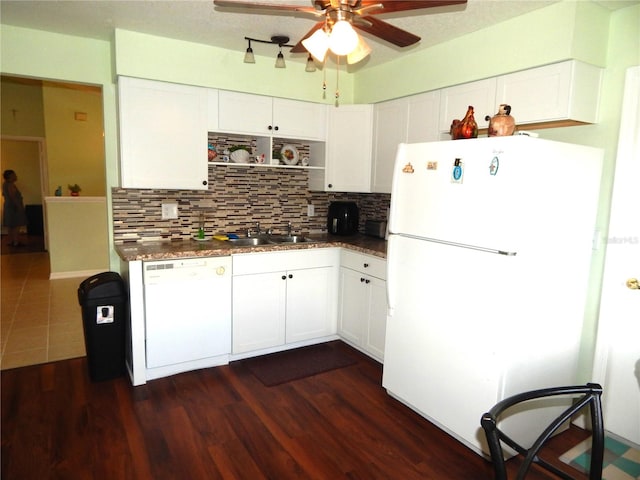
(197, 212, 205, 239)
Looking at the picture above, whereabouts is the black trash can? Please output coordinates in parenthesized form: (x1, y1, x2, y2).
(77, 272, 128, 382)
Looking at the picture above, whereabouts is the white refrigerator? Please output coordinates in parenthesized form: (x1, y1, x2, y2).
(382, 136, 603, 456)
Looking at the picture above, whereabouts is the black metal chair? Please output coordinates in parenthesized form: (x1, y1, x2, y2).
(480, 383, 604, 480)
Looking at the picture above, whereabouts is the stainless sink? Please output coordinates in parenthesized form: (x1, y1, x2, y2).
(228, 237, 272, 247)
(268, 235, 314, 244)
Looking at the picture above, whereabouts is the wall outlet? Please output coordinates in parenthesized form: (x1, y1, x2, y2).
(307, 204, 315, 217)
(161, 202, 178, 220)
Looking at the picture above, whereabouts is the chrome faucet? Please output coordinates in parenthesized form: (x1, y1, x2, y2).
(287, 221, 293, 236)
(255, 222, 262, 236)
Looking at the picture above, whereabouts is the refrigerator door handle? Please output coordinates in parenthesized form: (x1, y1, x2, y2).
(386, 237, 397, 316)
(401, 233, 517, 256)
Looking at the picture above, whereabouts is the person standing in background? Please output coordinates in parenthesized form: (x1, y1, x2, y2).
(2, 169, 27, 247)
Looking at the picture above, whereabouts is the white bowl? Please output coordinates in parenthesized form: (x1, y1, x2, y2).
(230, 149, 250, 163)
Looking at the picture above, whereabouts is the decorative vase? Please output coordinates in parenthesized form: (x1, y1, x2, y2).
(485, 104, 516, 137)
(450, 105, 478, 140)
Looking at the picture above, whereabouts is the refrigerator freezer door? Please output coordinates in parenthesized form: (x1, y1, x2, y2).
(389, 138, 524, 252)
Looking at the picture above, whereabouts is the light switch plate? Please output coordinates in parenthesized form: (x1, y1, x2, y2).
(307, 204, 315, 217)
(161, 202, 178, 220)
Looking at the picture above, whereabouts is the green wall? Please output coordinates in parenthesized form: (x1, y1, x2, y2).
(0, 79, 45, 136)
(354, 1, 610, 103)
(113, 29, 352, 104)
(42, 85, 106, 196)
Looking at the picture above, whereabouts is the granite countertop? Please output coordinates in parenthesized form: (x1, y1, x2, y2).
(115, 233, 387, 262)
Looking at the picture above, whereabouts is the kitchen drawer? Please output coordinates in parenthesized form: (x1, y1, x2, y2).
(233, 247, 339, 275)
(340, 249, 386, 280)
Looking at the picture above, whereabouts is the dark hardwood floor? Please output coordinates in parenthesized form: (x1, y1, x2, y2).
(2, 341, 590, 479)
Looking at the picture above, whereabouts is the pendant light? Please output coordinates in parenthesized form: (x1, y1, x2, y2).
(243, 38, 255, 64)
(305, 54, 317, 72)
(275, 45, 286, 68)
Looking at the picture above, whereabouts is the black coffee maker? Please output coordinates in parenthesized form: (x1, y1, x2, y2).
(327, 201, 359, 235)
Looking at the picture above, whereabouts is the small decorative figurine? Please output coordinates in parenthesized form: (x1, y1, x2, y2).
(485, 104, 516, 137)
(450, 106, 478, 140)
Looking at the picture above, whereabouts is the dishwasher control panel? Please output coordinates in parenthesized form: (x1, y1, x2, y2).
(143, 257, 231, 284)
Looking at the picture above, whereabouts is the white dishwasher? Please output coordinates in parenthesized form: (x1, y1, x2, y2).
(143, 256, 232, 369)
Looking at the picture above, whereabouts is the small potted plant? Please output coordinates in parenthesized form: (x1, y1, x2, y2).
(68, 184, 81, 196)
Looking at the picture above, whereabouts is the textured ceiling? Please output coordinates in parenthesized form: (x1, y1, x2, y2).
(1, 0, 637, 69)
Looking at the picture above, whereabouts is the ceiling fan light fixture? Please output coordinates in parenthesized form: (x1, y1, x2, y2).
(347, 35, 371, 65)
(328, 20, 358, 56)
(302, 29, 329, 62)
(305, 54, 317, 72)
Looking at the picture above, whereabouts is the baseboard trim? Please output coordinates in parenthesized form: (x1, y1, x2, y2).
(49, 269, 109, 280)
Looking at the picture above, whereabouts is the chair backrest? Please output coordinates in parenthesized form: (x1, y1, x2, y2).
(480, 383, 604, 480)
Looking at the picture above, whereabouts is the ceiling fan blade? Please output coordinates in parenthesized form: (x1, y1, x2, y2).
(290, 21, 325, 53)
(354, 16, 420, 47)
(213, 0, 318, 15)
(358, 0, 466, 14)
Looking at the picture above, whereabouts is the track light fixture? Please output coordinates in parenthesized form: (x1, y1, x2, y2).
(243, 35, 296, 69)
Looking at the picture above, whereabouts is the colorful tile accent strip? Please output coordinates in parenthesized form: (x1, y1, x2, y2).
(560, 435, 640, 480)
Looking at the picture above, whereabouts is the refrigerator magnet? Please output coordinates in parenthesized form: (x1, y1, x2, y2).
(489, 156, 499, 176)
(451, 158, 464, 183)
(402, 162, 415, 173)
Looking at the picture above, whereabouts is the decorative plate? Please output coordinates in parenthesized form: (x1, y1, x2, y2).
(280, 144, 299, 165)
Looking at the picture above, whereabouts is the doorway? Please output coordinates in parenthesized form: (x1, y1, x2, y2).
(1, 136, 48, 254)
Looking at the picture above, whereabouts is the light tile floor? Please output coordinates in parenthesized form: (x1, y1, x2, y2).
(1, 252, 86, 370)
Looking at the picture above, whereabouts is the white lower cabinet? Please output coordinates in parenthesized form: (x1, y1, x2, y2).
(232, 249, 339, 355)
(338, 250, 387, 362)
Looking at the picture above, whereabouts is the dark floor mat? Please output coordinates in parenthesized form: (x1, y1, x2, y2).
(242, 342, 357, 387)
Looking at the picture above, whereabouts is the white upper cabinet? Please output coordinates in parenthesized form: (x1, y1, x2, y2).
(118, 76, 209, 190)
(206, 88, 219, 132)
(372, 90, 441, 193)
(218, 90, 327, 141)
(372, 98, 408, 194)
(437, 60, 603, 133)
(273, 97, 327, 141)
(407, 90, 441, 143)
(496, 60, 602, 125)
(438, 77, 497, 133)
(324, 104, 373, 193)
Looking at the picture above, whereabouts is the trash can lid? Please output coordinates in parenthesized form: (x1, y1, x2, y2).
(78, 272, 126, 301)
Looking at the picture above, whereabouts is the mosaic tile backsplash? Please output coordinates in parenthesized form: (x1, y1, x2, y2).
(112, 166, 390, 243)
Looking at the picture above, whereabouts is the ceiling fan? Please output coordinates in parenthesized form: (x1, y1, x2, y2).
(213, 0, 467, 64)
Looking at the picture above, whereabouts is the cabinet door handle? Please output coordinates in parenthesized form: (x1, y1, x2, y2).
(202, 180, 208, 186)
(365, 279, 370, 284)
(274, 125, 279, 131)
(327, 183, 333, 188)
(268, 125, 273, 131)
(363, 263, 369, 268)
(288, 274, 293, 279)
(281, 275, 286, 280)
(360, 277, 366, 282)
